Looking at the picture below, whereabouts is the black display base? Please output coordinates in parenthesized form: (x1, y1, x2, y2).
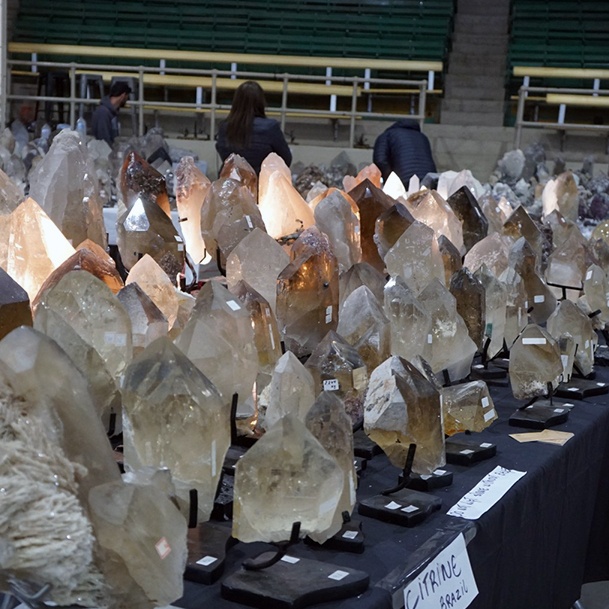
(403, 469, 453, 492)
(470, 362, 508, 382)
(222, 445, 248, 476)
(555, 378, 609, 400)
(221, 553, 369, 609)
(210, 476, 234, 521)
(445, 438, 497, 465)
(509, 400, 571, 430)
(357, 488, 442, 527)
(184, 522, 236, 585)
(353, 429, 383, 459)
(354, 457, 367, 477)
(595, 344, 609, 367)
(305, 519, 365, 554)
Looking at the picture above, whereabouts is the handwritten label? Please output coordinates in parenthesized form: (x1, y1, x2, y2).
(403, 533, 478, 609)
(447, 466, 526, 520)
(323, 378, 340, 391)
(196, 555, 218, 566)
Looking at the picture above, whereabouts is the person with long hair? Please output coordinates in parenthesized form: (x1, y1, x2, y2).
(216, 80, 292, 174)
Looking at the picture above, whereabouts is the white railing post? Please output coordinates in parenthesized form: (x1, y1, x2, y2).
(514, 85, 526, 149)
(138, 67, 144, 136)
(0, 0, 6, 128)
(349, 77, 358, 148)
(69, 63, 76, 128)
(210, 70, 217, 141)
(281, 74, 288, 133)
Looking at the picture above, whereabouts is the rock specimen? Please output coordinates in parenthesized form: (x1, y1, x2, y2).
(339, 261, 386, 309)
(0, 165, 23, 215)
(373, 202, 415, 260)
(120, 151, 171, 216)
(446, 185, 488, 252)
(542, 171, 579, 222)
(441, 380, 497, 436)
(233, 414, 344, 544)
(474, 264, 508, 359)
(364, 356, 445, 475)
(258, 152, 293, 202)
(583, 264, 609, 326)
(463, 232, 510, 278)
(343, 162, 382, 192)
(437, 234, 463, 285)
(502, 205, 543, 263)
(449, 268, 486, 350)
(545, 228, 588, 297)
(479, 193, 511, 235)
(0, 268, 32, 340)
(219, 153, 257, 199)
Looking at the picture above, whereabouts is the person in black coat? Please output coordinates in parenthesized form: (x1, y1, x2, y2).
(216, 81, 292, 174)
(373, 119, 437, 186)
(91, 81, 131, 146)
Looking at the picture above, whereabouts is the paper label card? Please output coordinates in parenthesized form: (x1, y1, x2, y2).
(342, 530, 359, 540)
(323, 379, 340, 391)
(226, 300, 241, 311)
(196, 555, 218, 566)
(403, 533, 478, 609)
(281, 555, 300, 564)
(328, 570, 349, 581)
(155, 537, 172, 560)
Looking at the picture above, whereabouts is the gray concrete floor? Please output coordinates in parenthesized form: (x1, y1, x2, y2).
(579, 582, 609, 609)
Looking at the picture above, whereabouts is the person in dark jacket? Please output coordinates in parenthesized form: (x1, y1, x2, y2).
(373, 119, 437, 185)
(91, 81, 131, 146)
(216, 80, 292, 174)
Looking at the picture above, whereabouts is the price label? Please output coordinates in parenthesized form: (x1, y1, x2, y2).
(385, 501, 401, 510)
(155, 537, 172, 560)
(325, 305, 333, 324)
(484, 410, 496, 422)
(534, 295, 545, 303)
(460, 449, 474, 455)
(226, 300, 241, 311)
(522, 337, 546, 345)
(245, 215, 254, 229)
(342, 530, 358, 540)
(196, 555, 218, 566)
(281, 555, 300, 564)
(323, 379, 340, 391)
(328, 570, 349, 581)
(480, 442, 493, 448)
(401, 505, 418, 513)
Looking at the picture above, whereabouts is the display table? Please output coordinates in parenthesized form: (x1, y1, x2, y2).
(175, 374, 609, 609)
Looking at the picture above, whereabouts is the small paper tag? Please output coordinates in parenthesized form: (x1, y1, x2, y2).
(522, 337, 546, 345)
(561, 354, 569, 370)
(434, 469, 447, 476)
(325, 305, 333, 324)
(585, 340, 590, 349)
(460, 449, 474, 455)
(427, 334, 433, 344)
(481, 396, 490, 408)
(384, 501, 401, 510)
(281, 555, 300, 564)
(211, 440, 217, 477)
(196, 555, 218, 566)
(597, 382, 606, 387)
(420, 474, 432, 480)
(401, 505, 418, 513)
(554, 408, 564, 414)
(155, 537, 172, 560)
(226, 300, 241, 311)
(245, 214, 254, 229)
(474, 364, 484, 369)
(568, 387, 579, 392)
(342, 530, 358, 540)
(484, 410, 496, 422)
(328, 570, 349, 581)
(323, 378, 340, 391)
(480, 442, 493, 448)
(534, 295, 545, 303)
(586, 269, 593, 280)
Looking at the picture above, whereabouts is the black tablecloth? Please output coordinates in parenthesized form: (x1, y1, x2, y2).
(176, 374, 609, 609)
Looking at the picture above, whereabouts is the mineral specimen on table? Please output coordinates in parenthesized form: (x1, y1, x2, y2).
(122, 337, 229, 522)
(0, 166, 23, 214)
(418, 279, 477, 382)
(343, 163, 382, 192)
(557, 333, 576, 382)
(439, 169, 485, 200)
(446, 186, 489, 252)
(382, 171, 407, 200)
(546, 300, 596, 377)
(542, 171, 579, 222)
(441, 380, 497, 436)
(120, 151, 171, 217)
(231, 280, 282, 373)
(499, 266, 529, 347)
(28, 130, 107, 248)
(449, 268, 486, 350)
(347, 179, 395, 272)
(0, 268, 32, 340)
(509, 324, 563, 399)
(232, 413, 343, 544)
(225, 227, 289, 314)
(385, 221, 445, 294)
(304, 391, 357, 543)
(125, 254, 179, 329)
(314, 189, 361, 271)
(258, 351, 316, 431)
(0, 197, 76, 301)
(502, 205, 543, 264)
(305, 330, 368, 427)
(545, 228, 588, 298)
(175, 156, 211, 264)
(276, 227, 339, 357)
(364, 356, 445, 475)
(582, 264, 609, 325)
(543, 210, 584, 251)
(337, 285, 391, 371)
(437, 234, 463, 285)
(258, 152, 293, 202)
(591, 220, 609, 245)
(373, 202, 416, 260)
(479, 193, 511, 235)
(219, 153, 258, 199)
(168, 289, 196, 341)
(463, 232, 510, 278)
(474, 265, 508, 359)
(118, 283, 168, 354)
(384, 275, 432, 363)
(88, 479, 187, 608)
(407, 189, 464, 254)
(339, 261, 386, 309)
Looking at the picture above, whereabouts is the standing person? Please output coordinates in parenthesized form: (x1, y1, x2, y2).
(373, 119, 437, 186)
(91, 81, 131, 146)
(216, 80, 292, 174)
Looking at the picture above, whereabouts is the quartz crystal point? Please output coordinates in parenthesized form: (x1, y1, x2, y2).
(0, 197, 76, 302)
(479, 193, 511, 235)
(226, 227, 290, 314)
(446, 186, 489, 252)
(118, 283, 169, 355)
(314, 189, 361, 272)
(438, 234, 463, 286)
(0, 165, 23, 214)
(449, 268, 486, 350)
(373, 202, 416, 260)
(122, 337, 229, 522)
(258, 152, 293, 203)
(542, 171, 579, 222)
(305, 391, 357, 543)
(557, 334, 576, 382)
(342, 163, 382, 192)
(474, 265, 508, 359)
(0, 268, 32, 340)
(382, 171, 407, 200)
(544, 210, 585, 251)
(406, 189, 464, 254)
(583, 264, 609, 325)
(175, 156, 211, 264)
(546, 300, 597, 377)
(305, 330, 368, 428)
(364, 356, 445, 475)
(418, 279, 477, 382)
(168, 290, 196, 341)
(439, 169, 484, 200)
(441, 380, 497, 436)
(463, 232, 510, 278)
(337, 285, 391, 371)
(276, 227, 339, 357)
(384, 275, 432, 362)
(219, 153, 257, 200)
(502, 205, 543, 263)
(88, 479, 187, 608)
(233, 413, 344, 544)
(28, 130, 107, 248)
(120, 151, 171, 217)
(509, 324, 563, 399)
(126, 254, 179, 329)
(545, 228, 588, 298)
(258, 351, 316, 431)
(385, 221, 445, 294)
(500, 266, 529, 347)
(347, 179, 395, 272)
(339, 261, 386, 309)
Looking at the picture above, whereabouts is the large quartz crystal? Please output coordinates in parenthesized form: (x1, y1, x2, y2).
(446, 185, 488, 252)
(502, 205, 543, 263)
(364, 356, 445, 475)
(305, 391, 357, 543)
(175, 156, 211, 264)
(0, 268, 32, 340)
(337, 285, 391, 371)
(438, 234, 463, 285)
(233, 414, 344, 544)
(305, 330, 368, 427)
(314, 189, 361, 271)
(474, 265, 508, 358)
(28, 130, 107, 248)
(122, 337, 229, 522)
(373, 202, 415, 260)
(343, 163, 382, 192)
(583, 264, 609, 325)
(258, 152, 293, 202)
(542, 171, 579, 222)
(226, 228, 290, 314)
(219, 153, 257, 199)
(479, 193, 511, 234)
(509, 324, 563, 399)
(385, 221, 445, 294)
(120, 151, 171, 216)
(0, 165, 24, 214)
(463, 232, 511, 277)
(441, 380, 497, 436)
(339, 261, 386, 309)
(499, 266, 529, 347)
(449, 268, 486, 350)
(545, 227, 588, 299)
(276, 227, 339, 357)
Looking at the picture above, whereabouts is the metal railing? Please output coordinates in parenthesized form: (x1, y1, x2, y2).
(7, 58, 431, 147)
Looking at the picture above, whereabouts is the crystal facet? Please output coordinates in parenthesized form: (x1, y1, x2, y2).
(0, 268, 32, 340)
(441, 380, 497, 436)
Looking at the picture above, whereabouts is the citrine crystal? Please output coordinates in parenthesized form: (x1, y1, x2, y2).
(0, 268, 32, 340)
(446, 185, 488, 252)
(441, 380, 497, 436)
(449, 268, 486, 350)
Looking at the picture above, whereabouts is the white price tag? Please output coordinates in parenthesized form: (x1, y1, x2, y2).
(328, 570, 349, 581)
(554, 408, 564, 414)
(434, 469, 447, 476)
(325, 305, 333, 324)
(342, 530, 359, 540)
(245, 214, 254, 229)
(226, 300, 241, 311)
(481, 396, 490, 408)
(480, 442, 493, 448)
(427, 334, 433, 344)
(460, 449, 474, 455)
(586, 269, 593, 280)
(534, 295, 545, 303)
(196, 555, 218, 566)
(568, 387, 579, 392)
(384, 501, 401, 510)
(484, 410, 496, 422)
(522, 337, 546, 345)
(323, 378, 340, 391)
(401, 505, 418, 513)
(281, 555, 300, 564)
(597, 382, 606, 387)
(155, 537, 172, 560)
